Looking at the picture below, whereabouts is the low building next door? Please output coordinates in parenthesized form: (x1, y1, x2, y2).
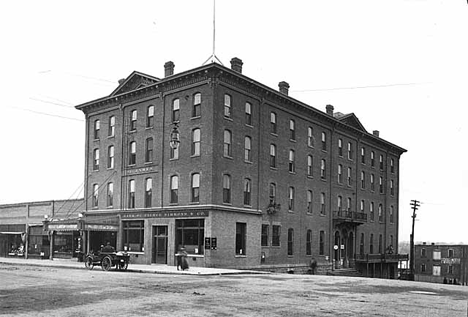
(152, 226, 168, 264)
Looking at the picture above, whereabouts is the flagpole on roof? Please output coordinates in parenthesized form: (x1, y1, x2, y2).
(203, 0, 223, 65)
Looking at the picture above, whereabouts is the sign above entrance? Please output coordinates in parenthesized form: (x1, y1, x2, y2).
(122, 210, 209, 219)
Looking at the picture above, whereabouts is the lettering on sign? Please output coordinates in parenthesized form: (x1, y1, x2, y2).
(122, 210, 209, 219)
(125, 166, 155, 176)
(441, 258, 461, 265)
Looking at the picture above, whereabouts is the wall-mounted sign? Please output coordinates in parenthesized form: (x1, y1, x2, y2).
(211, 237, 217, 250)
(122, 210, 208, 219)
(124, 166, 155, 176)
(205, 237, 211, 249)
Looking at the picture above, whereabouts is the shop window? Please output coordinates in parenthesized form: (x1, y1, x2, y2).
(176, 219, 204, 255)
(236, 223, 247, 255)
(272, 225, 281, 247)
(123, 220, 144, 252)
(261, 224, 269, 247)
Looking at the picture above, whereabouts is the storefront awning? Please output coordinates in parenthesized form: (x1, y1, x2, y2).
(48, 224, 77, 232)
(85, 224, 118, 231)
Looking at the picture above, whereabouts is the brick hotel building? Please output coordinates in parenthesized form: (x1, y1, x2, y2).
(71, 58, 406, 276)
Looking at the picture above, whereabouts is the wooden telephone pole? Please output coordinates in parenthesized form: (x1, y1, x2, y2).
(409, 199, 420, 281)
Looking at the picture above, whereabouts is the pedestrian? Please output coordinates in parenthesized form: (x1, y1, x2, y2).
(176, 247, 189, 271)
(309, 258, 318, 275)
(102, 241, 115, 253)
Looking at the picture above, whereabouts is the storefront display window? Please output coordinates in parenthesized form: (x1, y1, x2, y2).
(176, 219, 204, 255)
(123, 220, 144, 252)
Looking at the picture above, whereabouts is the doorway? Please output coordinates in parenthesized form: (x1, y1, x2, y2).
(152, 226, 168, 264)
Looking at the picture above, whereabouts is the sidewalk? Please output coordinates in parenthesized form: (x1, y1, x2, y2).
(0, 256, 267, 276)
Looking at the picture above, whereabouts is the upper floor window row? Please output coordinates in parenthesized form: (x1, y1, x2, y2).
(224, 94, 254, 126)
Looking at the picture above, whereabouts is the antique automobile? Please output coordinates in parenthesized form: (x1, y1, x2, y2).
(84, 250, 130, 271)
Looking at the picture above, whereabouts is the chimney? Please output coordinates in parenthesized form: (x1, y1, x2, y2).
(278, 81, 290, 95)
(230, 57, 243, 73)
(423, 242, 426, 245)
(164, 61, 175, 77)
(373, 130, 380, 137)
(118, 78, 125, 85)
(326, 104, 334, 116)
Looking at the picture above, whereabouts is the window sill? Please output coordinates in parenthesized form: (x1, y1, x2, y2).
(191, 116, 201, 120)
(235, 255, 247, 258)
(191, 155, 201, 158)
(224, 155, 233, 160)
(245, 124, 253, 128)
(224, 117, 233, 121)
(290, 139, 296, 143)
(145, 126, 154, 130)
(244, 160, 253, 164)
(107, 135, 115, 139)
(270, 133, 278, 137)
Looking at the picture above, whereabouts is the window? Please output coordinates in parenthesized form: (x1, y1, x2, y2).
(261, 224, 269, 247)
(421, 264, 426, 273)
(320, 193, 326, 215)
(145, 178, 152, 208)
(361, 147, 366, 164)
(270, 144, 276, 168)
(244, 136, 252, 162)
(224, 94, 231, 118)
(269, 183, 276, 203)
(270, 112, 277, 134)
(236, 223, 246, 255)
(192, 128, 201, 156)
(130, 110, 137, 131)
(448, 265, 453, 274)
(390, 206, 394, 223)
(307, 190, 313, 213)
(347, 142, 353, 160)
(306, 230, 312, 256)
(320, 159, 326, 179)
(123, 220, 144, 252)
(421, 248, 426, 257)
(361, 171, 365, 189)
(172, 99, 180, 122)
(370, 234, 374, 254)
(379, 154, 384, 170)
(191, 173, 200, 203)
(433, 250, 441, 260)
(288, 187, 295, 211)
(107, 182, 113, 208)
(307, 155, 313, 177)
(347, 167, 352, 186)
(319, 231, 325, 255)
(108, 116, 115, 137)
(390, 158, 395, 173)
(337, 196, 343, 211)
(170, 175, 178, 204)
(272, 225, 281, 247)
(107, 146, 114, 169)
(321, 132, 327, 151)
(390, 180, 394, 196)
(245, 102, 252, 125)
(128, 180, 135, 208)
(371, 151, 375, 167)
(360, 200, 365, 213)
(223, 174, 231, 204)
(94, 120, 100, 140)
(244, 178, 252, 206)
(287, 228, 294, 256)
(338, 139, 343, 156)
(224, 130, 232, 157)
(146, 105, 154, 128)
(370, 174, 375, 191)
(448, 249, 454, 258)
(370, 202, 375, 221)
(289, 150, 295, 173)
(338, 164, 343, 183)
(360, 233, 365, 255)
(170, 142, 179, 160)
(308, 127, 314, 147)
(176, 219, 205, 255)
(379, 177, 384, 194)
(193, 93, 201, 118)
(129, 142, 136, 165)
(145, 138, 153, 163)
(289, 119, 295, 141)
(378, 204, 383, 222)
(378, 234, 383, 254)
(347, 197, 352, 211)
(92, 184, 99, 208)
(93, 149, 100, 170)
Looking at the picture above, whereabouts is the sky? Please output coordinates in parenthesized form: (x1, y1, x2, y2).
(0, 0, 467, 244)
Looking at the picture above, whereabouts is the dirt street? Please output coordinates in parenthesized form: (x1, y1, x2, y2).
(0, 263, 467, 317)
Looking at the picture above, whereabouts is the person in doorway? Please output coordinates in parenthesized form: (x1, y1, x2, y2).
(102, 242, 115, 253)
(176, 247, 189, 271)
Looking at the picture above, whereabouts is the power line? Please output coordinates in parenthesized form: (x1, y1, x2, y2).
(292, 81, 431, 93)
(29, 97, 76, 109)
(6, 105, 84, 122)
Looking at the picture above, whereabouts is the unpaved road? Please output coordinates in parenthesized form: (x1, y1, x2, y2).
(0, 263, 467, 316)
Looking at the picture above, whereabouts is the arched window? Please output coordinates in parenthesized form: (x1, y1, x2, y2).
(193, 93, 201, 118)
(244, 136, 252, 162)
(146, 105, 154, 128)
(172, 99, 180, 122)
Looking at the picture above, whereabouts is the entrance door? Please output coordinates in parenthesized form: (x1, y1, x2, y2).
(152, 226, 168, 264)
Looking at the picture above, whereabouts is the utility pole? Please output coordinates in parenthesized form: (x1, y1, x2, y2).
(409, 199, 420, 281)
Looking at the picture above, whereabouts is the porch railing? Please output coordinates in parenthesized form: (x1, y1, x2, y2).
(333, 210, 367, 224)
